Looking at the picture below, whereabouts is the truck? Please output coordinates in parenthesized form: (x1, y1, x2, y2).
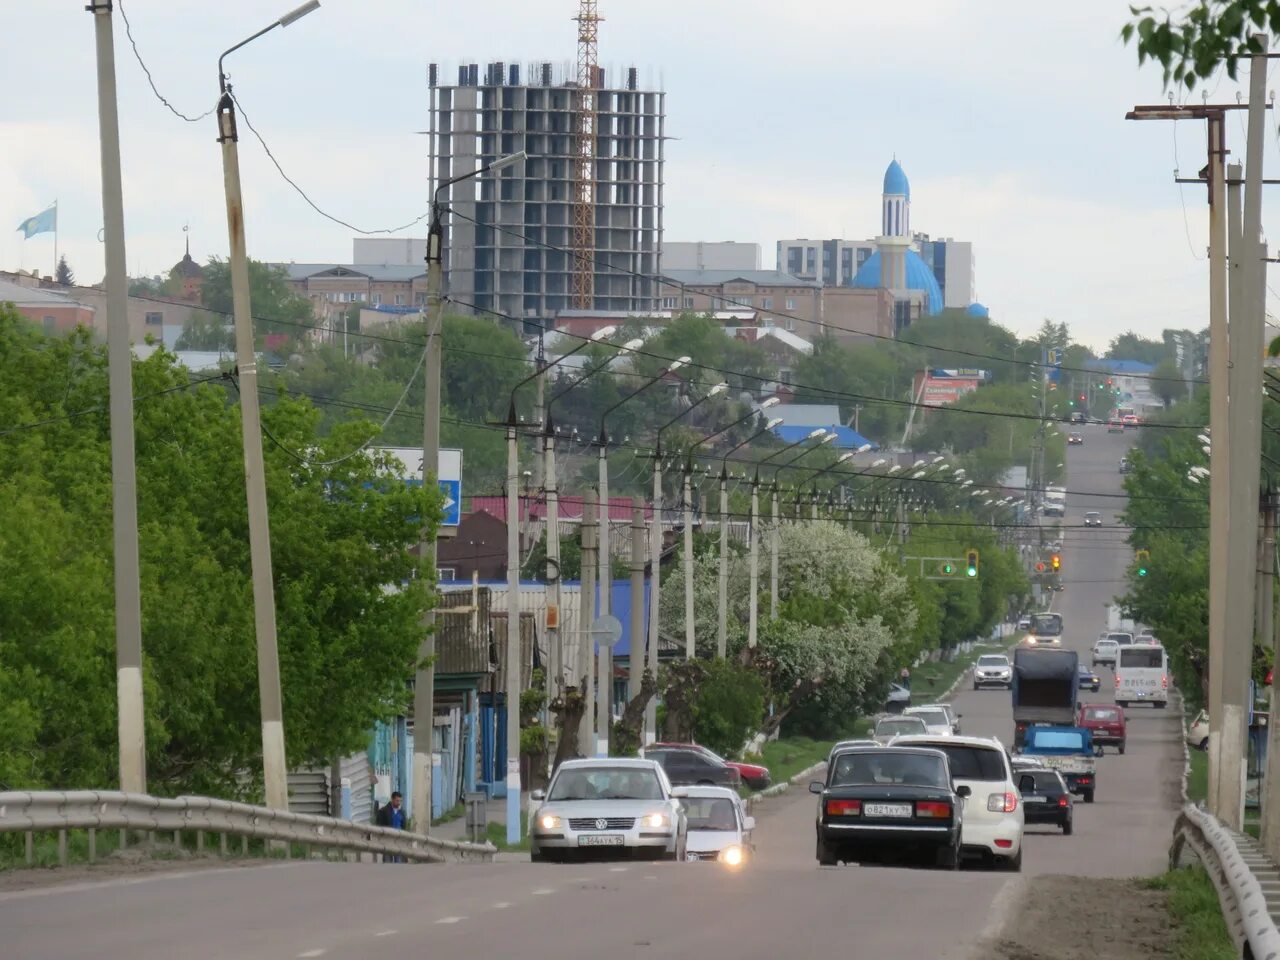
(1019, 725, 1098, 802)
(1012, 646, 1078, 749)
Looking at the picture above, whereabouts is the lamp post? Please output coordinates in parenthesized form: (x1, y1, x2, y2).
(640, 382, 727, 735)
(418, 146, 526, 838)
(216, 0, 320, 812)
(595, 357, 689, 755)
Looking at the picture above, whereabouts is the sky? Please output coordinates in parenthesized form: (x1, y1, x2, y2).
(2, 0, 1276, 352)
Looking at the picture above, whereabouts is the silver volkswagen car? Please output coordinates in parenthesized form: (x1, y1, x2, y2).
(529, 758, 688, 863)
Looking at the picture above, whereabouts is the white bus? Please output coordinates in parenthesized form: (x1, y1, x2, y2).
(1115, 644, 1169, 708)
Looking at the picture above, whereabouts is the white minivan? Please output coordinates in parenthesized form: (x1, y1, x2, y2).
(1115, 644, 1169, 708)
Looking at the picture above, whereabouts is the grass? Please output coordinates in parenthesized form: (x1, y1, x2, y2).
(1143, 866, 1238, 960)
(485, 811, 531, 851)
(431, 802, 465, 827)
(754, 736, 837, 786)
(1188, 747, 1208, 805)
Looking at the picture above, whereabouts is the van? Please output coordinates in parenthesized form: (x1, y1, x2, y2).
(1115, 644, 1169, 708)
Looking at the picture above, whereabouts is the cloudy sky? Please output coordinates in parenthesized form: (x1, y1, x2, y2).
(2, 0, 1274, 351)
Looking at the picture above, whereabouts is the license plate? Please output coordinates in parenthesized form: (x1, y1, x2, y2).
(1023, 796, 1047, 803)
(578, 834, 624, 847)
(864, 803, 913, 818)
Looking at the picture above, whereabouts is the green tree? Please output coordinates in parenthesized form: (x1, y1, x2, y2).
(175, 314, 235, 351)
(691, 659, 765, 759)
(55, 255, 74, 286)
(1107, 331, 1169, 366)
(200, 257, 314, 339)
(1151, 357, 1186, 407)
(1123, 2, 1276, 90)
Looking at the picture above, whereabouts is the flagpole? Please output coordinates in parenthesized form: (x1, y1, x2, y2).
(53, 200, 58, 280)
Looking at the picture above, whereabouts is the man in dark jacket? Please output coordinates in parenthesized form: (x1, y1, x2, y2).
(376, 791, 406, 862)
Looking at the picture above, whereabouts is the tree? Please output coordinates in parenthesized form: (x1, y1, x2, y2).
(1151, 357, 1186, 407)
(0, 305, 440, 796)
(200, 257, 314, 338)
(1107, 331, 1169, 366)
(175, 314, 235, 352)
(1123, 2, 1276, 90)
(54, 255, 74, 286)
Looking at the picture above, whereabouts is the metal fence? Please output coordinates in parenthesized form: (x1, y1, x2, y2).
(0, 791, 495, 866)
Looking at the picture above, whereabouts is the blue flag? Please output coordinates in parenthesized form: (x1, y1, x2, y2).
(17, 204, 56, 239)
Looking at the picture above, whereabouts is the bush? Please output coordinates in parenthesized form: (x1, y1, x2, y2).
(692, 659, 765, 758)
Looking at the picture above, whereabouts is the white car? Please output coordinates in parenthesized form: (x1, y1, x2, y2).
(904, 705, 955, 737)
(892, 735, 1025, 871)
(973, 654, 1013, 689)
(1187, 709, 1209, 751)
(932, 702, 962, 735)
(872, 714, 928, 745)
(1091, 639, 1119, 668)
(529, 758, 688, 863)
(677, 785, 755, 865)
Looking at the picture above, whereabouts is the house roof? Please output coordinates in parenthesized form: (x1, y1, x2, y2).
(661, 268, 821, 289)
(273, 263, 427, 283)
(771, 423, 878, 451)
(0, 278, 82, 307)
(769, 403, 842, 426)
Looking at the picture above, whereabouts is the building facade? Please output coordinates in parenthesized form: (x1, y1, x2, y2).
(662, 241, 761, 272)
(656, 269, 823, 339)
(427, 61, 665, 324)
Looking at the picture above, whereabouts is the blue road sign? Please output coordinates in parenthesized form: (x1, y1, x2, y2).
(439, 479, 461, 527)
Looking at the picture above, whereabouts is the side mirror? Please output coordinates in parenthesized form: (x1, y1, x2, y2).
(530, 789, 545, 801)
(743, 816, 756, 832)
(955, 784, 972, 798)
(808, 781, 825, 795)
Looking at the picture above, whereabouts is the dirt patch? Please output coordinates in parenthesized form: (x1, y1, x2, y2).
(982, 876, 1171, 959)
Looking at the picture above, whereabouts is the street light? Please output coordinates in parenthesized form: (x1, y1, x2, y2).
(594, 356, 690, 754)
(215, 0, 322, 813)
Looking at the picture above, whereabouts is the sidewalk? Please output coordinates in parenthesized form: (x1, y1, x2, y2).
(431, 795, 507, 844)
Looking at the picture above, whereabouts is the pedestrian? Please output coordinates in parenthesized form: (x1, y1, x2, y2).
(900, 666, 911, 690)
(376, 791, 406, 863)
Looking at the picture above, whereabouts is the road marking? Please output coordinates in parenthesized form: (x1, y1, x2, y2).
(435, 916, 465, 925)
(297, 951, 326, 958)
(374, 930, 397, 937)
(532, 887, 554, 895)
(493, 902, 511, 909)
(609, 866, 628, 872)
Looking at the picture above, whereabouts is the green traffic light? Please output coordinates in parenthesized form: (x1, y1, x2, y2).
(1138, 566, 1147, 577)
(942, 563, 954, 575)
(966, 566, 977, 578)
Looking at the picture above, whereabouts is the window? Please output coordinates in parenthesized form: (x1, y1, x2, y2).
(394, 294, 405, 306)
(761, 297, 773, 309)
(830, 752, 946, 788)
(145, 311, 163, 326)
(683, 297, 694, 308)
(415, 292, 428, 306)
(43, 315, 56, 334)
(785, 298, 796, 310)
(924, 744, 1007, 781)
(372, 293, 382, 305)
(679, 797, 739, 831)
(778, 368, 792, 385)
(548, 766, 662, 801)
(1119, 648, 1165, 669)
(784, 317, 795, 332)
(661, 297, 677, 309)
(436, 567, 456, 581)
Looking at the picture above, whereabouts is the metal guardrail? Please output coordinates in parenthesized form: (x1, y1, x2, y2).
(0, 791, 495, 866)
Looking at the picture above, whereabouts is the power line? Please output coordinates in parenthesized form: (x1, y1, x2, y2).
(116, 0, 215, 123)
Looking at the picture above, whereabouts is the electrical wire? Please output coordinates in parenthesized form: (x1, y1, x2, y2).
(117, 0, 216, 123)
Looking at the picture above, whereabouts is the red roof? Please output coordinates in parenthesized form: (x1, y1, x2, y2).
(469, 495, 652, 523)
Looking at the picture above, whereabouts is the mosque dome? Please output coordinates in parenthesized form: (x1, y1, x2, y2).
(850, 250, 943, 315)
(883, 158, 910, 199)
(966, 302, 989, 318)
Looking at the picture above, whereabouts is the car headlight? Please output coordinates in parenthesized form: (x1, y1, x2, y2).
(538, 814, 561, 830)
(642, 812, 670, 828)
(718, 845, 744, 866)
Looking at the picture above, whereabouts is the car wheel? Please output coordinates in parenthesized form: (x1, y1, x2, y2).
(1063, 818, 1073, 836)
(1199, 737, 1209, 751)
(1117, 701, 1128, 709)
(1002, 847, 1023, 872)
(816, 835, 838, 867)
(1155, 701, 1167, 710)
(935, 844, 959, 870)
(1118, 743, 1126, 756)
(1083, 790, 1095, 804)
(973, 682, 980, 691)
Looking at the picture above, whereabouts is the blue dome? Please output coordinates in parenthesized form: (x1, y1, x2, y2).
(849, 250, 943, 315)
(966, 302, 989, 318)
(883, 159, 910, 199)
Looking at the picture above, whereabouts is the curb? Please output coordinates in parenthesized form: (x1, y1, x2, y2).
(743, 760, 826, 812)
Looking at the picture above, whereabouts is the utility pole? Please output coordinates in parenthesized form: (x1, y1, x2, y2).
(90, 0, 146, 796)
(748, 475, 760, 649)
(504, 406, 522, 841)
(1264, 483, 1280, 851)
(579, 491, 598, 753)
(717, 465, 729, 658)
(629, 503, 646, 707)
(543, 422, 561, 708)
(645, 455, 662, 742)
(770, 484, 780, 619)
(682, 463, 695, 659)
(532, 333, 546, 491)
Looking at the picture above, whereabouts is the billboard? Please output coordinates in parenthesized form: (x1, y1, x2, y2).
(914, 371, 983, 407)
(374, 447, 463, 529)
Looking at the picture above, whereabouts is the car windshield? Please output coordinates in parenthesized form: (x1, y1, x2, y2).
(920, 744, 1007, 781)
(680, 797, 739, 831)
(548, 766, 663, 801)
(1030, 614, 1063, 636)
(908, 709, 949, 726)
(830, 751, 947, 788)
(1022, 771, 1064, 792)
(978, 655, 1009, 667)
(1029, 730, 1086, 750)
(1085, 512, 1101, 519)
(875, 717, 927, 736)
(1084, 707, 1122, 722)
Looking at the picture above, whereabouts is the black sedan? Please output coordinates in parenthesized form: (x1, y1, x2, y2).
(644, 747, 741, 789)
(1017, 769, 1074, 834)
(1077, 664, 1101, 692)
(811, 747, 968, 869)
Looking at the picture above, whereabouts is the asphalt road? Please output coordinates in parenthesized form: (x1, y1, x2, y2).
(0, 422, 1183, 960)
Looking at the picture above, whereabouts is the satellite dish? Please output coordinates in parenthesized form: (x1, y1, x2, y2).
(590, 615, 623, 648)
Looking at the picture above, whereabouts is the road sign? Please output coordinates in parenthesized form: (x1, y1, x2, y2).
(374, 447, 464, 530)
(590, 615, 623, 648)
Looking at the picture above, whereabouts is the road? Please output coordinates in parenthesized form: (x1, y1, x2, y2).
(0, 423, 1183, 960)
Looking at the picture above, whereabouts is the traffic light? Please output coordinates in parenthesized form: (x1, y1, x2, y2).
(1034, 561, 1046, 573)
(938, 561, 955, 576)
(1079, 394, 1086, 403)
(1051, 553, 1061, 572)
(966, 549, 980, 578)
(1135, 550, 1150, 577)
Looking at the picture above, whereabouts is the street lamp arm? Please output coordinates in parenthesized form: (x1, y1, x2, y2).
(218, 1, 320, 92)
(508, 326, 618, 426)
(599, 357, 690, 443)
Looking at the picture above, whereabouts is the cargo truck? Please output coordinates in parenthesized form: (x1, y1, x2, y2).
(1012, 647, 1079, 749)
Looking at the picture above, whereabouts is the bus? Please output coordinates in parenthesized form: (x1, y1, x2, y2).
(1115, 644, 1168, 708)
(1025, 612, 1064, 646)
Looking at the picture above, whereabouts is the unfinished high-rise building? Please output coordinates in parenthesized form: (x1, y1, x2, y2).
(426, 62, 665, 324)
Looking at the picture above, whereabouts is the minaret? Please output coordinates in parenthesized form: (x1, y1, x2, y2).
(877, 158, 911, 292)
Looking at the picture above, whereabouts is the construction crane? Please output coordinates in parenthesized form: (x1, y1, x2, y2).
(571, 0, 601, 310)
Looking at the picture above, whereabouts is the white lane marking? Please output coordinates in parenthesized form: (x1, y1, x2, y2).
(609, 866, 628, 873)
(493, 902, 511, 909)
(298, 951, 326, 958)
(435, 916, 466, 925)
(644, 875, 657, 880)
(374, 930, 398, 938)
(0, 862, 306, 903)
(532, 887, 554, 895)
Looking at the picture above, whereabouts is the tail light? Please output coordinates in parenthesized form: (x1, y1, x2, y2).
(1058, 795, 1069, 808)
(1114, 674, 1120, 689)
(826, 799, 860, 817)
(915, 801, 952, 819)
(987, 792, 1018, 813)
(1078, 777, 1092, 785)
(1162, 675, 1168, 690)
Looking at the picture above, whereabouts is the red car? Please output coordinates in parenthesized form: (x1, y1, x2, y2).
(648, 742, 772, 790)
(1077, 703, 1126, 755)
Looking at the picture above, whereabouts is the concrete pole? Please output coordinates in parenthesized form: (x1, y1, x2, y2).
(579, 491, 598, 753)
(644, 456, 662, 742)
(683, 466, 695, 659)
(629, 503, 646, 707)
(544, 430, 560, 702)
(748, 477, 760, 648)
(770, 486, 780, 618)
(505, 424, 522, 843)
(596, 445, 610, 756)
(1265, 488, 1280, 852)
(90, 0, 146, 796)
(1206, 121, 1231, 817)
(411, 250, 443, 833)
(717, 469, 729, 658)
(217, 92, 288, 812)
